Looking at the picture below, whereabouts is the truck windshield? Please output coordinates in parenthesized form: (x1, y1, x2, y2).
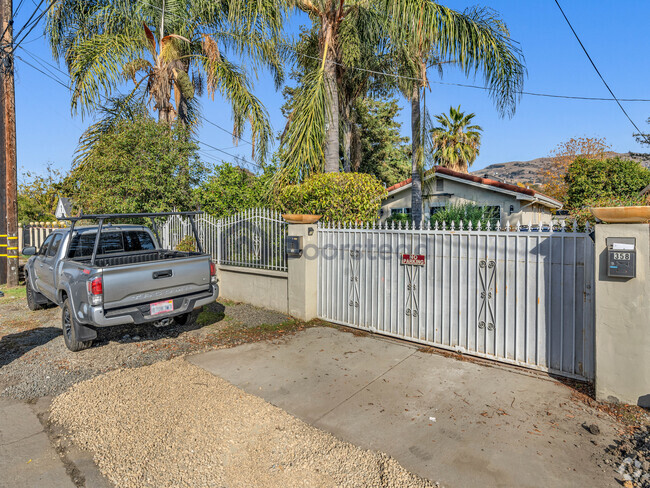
(67, 230, 156, 258)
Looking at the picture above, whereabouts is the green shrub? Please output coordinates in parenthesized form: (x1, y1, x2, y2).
(430, 203, 496, 228)
(565, 157, 650, 210)
(385, 212, 412, 227)
(175, 235, 197, 252)
(276, 173, 387, 223)
(384, 203, 496, 228)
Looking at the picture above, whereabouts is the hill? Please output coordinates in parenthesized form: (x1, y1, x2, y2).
(471, 152, 649, 185)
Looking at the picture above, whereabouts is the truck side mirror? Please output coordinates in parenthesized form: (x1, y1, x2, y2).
(22, 246, 36, 256)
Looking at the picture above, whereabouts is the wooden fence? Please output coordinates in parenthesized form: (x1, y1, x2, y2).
(18, 222, 67, 253)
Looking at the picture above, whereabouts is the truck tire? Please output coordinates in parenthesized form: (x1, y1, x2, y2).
(62, 299, 93, 352)
(26, 276, 45, 311)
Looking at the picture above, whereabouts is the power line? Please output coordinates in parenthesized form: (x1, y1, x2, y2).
(201, 116, 253, 145)
(18, 45, 67, 76)
(20, 48, 67, 84)
(12, 0, 25, 18)
(14, 54, 69, 89)
(553, 0, 650, 143)
(12, 0, 56, 53)
(197, 138, 261, 168)
(294, 47, 650, 103)
(10, 0, 45, 44)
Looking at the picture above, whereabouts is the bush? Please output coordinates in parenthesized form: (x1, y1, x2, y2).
(565, 157, 650, 210)
(195, 162, 274, 218)
(175, 236, 197, 252)
(384, 203, 496, 228)
(65, 116, 204, 214)
(276, 173, 386, 223)
(385, 212, 412, 227)
(429, 203, 496, 228)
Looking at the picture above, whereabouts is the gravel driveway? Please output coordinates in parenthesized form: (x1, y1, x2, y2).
(0, 290, 294, 400)
(50, 358, 436, 488)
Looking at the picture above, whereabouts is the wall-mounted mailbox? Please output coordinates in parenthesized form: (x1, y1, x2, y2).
(286, 236, 303, 257)
(606, 237, 636, 278)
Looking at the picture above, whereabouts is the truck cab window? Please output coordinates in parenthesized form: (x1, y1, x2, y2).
(123, 231, 155, 251)
(47, 234, 64, 258)
(67, 229, 155, 258)
(100, 232, 124, 254)
(39, 234, 54, 256)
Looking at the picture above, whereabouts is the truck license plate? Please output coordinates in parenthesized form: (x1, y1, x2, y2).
(150, 299, 173, 315)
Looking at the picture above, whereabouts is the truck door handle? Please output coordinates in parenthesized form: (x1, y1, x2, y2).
(153, 270, 173, 279)
(48, 266, 53, 271)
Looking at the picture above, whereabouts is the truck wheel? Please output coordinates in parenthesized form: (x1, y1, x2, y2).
(62, 299, 93, 352)
(26, 277, 44, 311)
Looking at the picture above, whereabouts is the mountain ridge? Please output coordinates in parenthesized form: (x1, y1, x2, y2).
(471, 152, 649, 185)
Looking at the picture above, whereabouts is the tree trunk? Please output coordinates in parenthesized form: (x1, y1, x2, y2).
(351, 113, 362, 171)
(410, 85, 423, 228)
(341, 102, 352, 172)
(323, 55, 340, 173)
(158, 107, 173, 125)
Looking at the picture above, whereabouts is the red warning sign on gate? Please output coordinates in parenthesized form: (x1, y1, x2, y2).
(401, 254, 425, 266)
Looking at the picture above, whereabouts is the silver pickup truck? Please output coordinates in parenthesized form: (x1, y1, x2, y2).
(22, 212, 218, 352)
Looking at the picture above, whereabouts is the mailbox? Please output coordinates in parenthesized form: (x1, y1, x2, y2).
(286, 236, 303, 257)
(606, 237, 636, 278)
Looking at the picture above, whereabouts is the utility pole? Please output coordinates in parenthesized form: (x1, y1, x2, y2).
(0, 60, 6, 286)
(0, 0, 18, 286)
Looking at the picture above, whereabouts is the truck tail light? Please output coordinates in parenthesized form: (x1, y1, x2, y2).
(209, 261, 217, 284)
(87, 276, 103, 306)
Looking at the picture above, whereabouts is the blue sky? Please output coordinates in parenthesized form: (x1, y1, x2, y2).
(12, 0, 650, 179)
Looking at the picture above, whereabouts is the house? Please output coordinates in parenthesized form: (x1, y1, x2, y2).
(55, 197, 73, 219)
(380, 166, 562, 226)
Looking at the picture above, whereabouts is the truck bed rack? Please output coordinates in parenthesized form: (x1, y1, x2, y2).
(57, 211, 204, 265)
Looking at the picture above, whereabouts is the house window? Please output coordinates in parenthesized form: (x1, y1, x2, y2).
(436, 179, 444, 192)
(391, 207, 411, 216)
(430, 206, 444, 216)
(509, 204, 514, 215)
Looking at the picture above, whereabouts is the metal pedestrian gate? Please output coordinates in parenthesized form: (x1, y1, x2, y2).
(317, 222, 595, 381)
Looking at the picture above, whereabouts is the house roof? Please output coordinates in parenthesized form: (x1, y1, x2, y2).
(385, 166, 562, 209)
(56, 197, 73, 218)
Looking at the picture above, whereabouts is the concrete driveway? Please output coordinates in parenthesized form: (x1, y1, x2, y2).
(189, 326, 619, 488)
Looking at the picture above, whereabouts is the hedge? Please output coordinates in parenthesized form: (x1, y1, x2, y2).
(276, 172, 387, 223)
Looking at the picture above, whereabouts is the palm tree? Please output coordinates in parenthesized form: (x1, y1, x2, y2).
(385, 1, 525, 227)
(46, 0, 286, 161)
(277, 0, 386, 183)
(430, 105, 482, 173)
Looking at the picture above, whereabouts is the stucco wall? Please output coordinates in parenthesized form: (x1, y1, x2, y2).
(218, 265, 288, 314)
(380, 176, 553, 225)
(594, 223, 650, 407)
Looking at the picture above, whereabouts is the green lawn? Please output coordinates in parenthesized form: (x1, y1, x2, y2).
(0, 285, 26, 300)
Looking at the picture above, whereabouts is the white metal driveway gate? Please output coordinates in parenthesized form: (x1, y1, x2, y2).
(317, 222, 595, 381)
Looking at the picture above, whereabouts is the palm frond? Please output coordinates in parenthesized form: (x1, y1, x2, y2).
(275, 68, 329, 185)
(385, 0, 526, 117)
(200, 54, 272, 162)
(123, 58, 152, 83)
(74, 92, 149, 165)
(68, 33, 144, 116)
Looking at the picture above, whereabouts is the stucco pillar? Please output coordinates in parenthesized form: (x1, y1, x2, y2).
(287, 223, 319, 321)
(594, 223, 650, 407)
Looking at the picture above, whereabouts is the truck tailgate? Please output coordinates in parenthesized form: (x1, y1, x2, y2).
(102, 256, 211, 309)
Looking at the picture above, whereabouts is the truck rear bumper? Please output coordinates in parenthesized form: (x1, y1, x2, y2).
(89, 285, 218, 327)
